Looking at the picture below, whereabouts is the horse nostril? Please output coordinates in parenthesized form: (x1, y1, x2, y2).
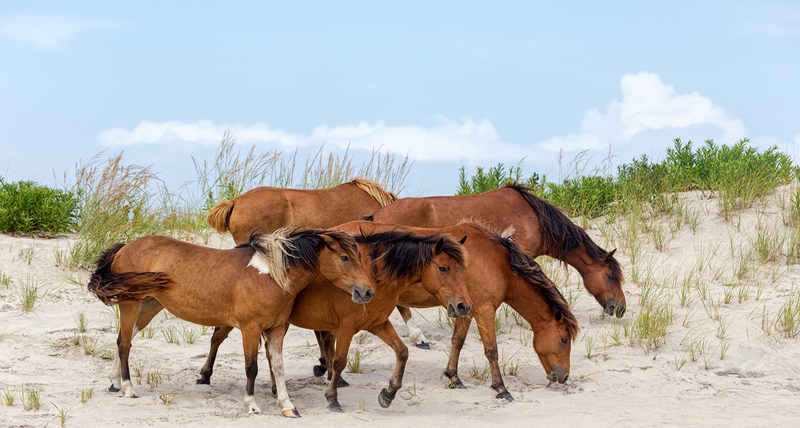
(617, 306, 626, 318)
(562, 374, 569, 383)
(457, 302, 466, 315)
(365, 289, 374, 300)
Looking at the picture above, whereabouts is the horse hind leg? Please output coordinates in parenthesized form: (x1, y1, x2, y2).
(198, 326, 234, 384)
(398, 306, 430, 349)
(114, 301, 144, 398)
(109, 299, 163, 393)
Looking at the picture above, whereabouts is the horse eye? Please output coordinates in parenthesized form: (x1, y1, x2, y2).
(561, 338, 568, 344)
(606, 274, 615, 280)
(438, 266, 447, 272)
(340, 255, 349, 262)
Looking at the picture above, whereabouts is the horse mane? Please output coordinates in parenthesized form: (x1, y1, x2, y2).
(351, 178, 397, 207)
(503, 182, 623, 282)
(243, 227, 359, 292)
(355, 229, 465, 281)
(481, 225, 579, 340)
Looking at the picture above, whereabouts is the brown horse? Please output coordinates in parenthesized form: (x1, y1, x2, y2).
(368, 182, 624, 347)
(87, 228, 373, 417)
(198, 223, 473, 412)
(207, 178, 396, 244)
(314, 222, 579, 402)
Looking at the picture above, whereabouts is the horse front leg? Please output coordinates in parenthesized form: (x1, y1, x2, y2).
(397, 305, 430, 349)
(473, 308, 513, 402)
(369, 320, 409, 408)
(444, 315, 472, 388)
(325, 329, 354, 412)
(263, 323, 300, 418)
(198, 326, 234, 384)
(241, 327, 262, 414)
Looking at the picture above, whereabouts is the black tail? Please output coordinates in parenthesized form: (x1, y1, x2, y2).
(88, 243, 171, 306)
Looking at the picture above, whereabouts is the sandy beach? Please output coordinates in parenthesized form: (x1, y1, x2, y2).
(2, 187, 800, 428)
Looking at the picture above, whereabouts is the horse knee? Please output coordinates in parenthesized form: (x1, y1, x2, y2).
(484, 347, 498, 361)
(397, 345, 409, 362)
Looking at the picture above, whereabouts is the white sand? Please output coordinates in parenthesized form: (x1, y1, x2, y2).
(2, 188, 800, 427)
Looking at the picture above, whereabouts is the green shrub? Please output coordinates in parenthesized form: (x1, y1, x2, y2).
(0, 178, 78, 236)
(456, 138, 797, 220)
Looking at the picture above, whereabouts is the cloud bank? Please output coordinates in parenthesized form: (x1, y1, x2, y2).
(98, 72, 752, 163)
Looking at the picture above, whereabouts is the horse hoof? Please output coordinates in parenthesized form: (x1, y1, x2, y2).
(282, 408, 301, 418)
(378, 388, 393, 408)
(313, 365, 326, 377)
(108, 384, 120, 393)
(415, 341, 431, 350)
(447, 379, 465, 389)
(327, 402, 343, 413)
(196, 377, 210, 385)
(496, 391, 515, 402)
(338, 378, 350, 388)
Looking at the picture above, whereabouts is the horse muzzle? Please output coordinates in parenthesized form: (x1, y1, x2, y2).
(547, 367, 569, 384)
(446, 301, 471, 318)
(350, 284, 374, 304)
(605, 298, 626, 318)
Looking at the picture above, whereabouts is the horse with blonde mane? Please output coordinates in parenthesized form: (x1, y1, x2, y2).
(87, 228, 373, 417)
(207, 178, 396, 243)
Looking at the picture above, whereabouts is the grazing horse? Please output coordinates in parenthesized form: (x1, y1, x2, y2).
(87, 228, 373, 417)
(207, 178, 396, 244)
(198, 223, 473, 411)
(314, 222, 579, 401)
(367, 182, 623, 348)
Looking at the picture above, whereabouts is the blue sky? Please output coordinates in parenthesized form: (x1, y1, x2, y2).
(1, 1, 799, 195)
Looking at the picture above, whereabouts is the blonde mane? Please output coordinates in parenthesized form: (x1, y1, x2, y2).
(247, 228, 297, 292)
(352, 178, 397, 207)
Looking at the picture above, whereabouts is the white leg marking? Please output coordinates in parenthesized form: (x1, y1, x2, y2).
(267, 341, 297, 415)
(406, 313, 429, 345)
(244, 394, 262, 414)
(121, 380, 136, 398)
(110, 353, 122, 390)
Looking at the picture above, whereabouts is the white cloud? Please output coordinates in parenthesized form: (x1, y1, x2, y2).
(98, 118, 528, 163)
(0, 13, 112, 49)
(538, 72, 748, 152)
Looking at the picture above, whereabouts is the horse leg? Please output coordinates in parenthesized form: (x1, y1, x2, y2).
(319, 331, 349, 387)
(474, 309, 513, 402)
(260, 331, 277, 397)
(312, 330, 327, 377)
(263, 324, 300, 418)
(369, 320, 409, 408)
(325, 329, 354, 412)
(115, 301, 142, 398)
(198, 326, 234, 384)
(397, 305, 430, 349)
(109, 299, 161, 392)
(444, 315, 472, 389)
(241, 327, 263, 414)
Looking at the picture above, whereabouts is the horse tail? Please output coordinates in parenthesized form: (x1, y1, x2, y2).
(88, 243, 171, 306)
(207, 199, 235, 233)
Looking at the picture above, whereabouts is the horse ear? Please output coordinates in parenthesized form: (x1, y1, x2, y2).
(316, 234, 334, 250)
(434, 238, 445, 254)
(605, 248, 617, 261)
(459, 236, 467, 245)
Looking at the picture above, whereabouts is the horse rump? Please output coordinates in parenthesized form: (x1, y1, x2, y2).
(88, 243, 171, 305)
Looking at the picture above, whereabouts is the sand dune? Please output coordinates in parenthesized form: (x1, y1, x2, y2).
(2, 187, 800, 427)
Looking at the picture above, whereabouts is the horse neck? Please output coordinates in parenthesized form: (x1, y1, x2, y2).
(281, 268, 319, 296)
(564, 246, 601, 280)
(504, 273, 557, 329)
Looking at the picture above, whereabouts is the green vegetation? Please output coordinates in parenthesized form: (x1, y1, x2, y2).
(457, 139, 797, 219)
(0, 178, 78, 236)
